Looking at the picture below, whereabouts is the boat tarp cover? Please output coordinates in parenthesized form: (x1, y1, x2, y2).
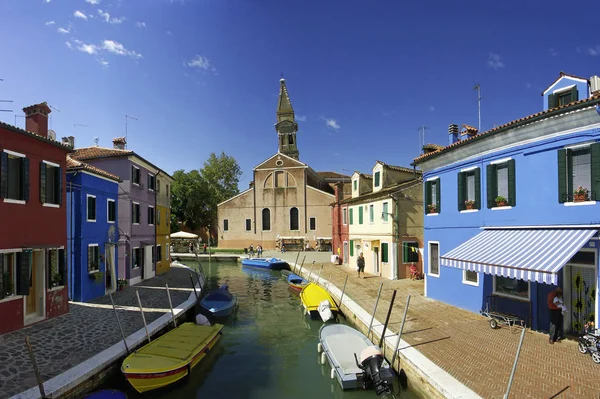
(321, 324, 371, 375)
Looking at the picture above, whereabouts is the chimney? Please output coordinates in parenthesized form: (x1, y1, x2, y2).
(112, 137, 127, 150)
(461, 124, 478, 138)
(249, 181, 254, 189)
(333, 182, 343, 202)
(62, 136, 75, 148)
(22, 102, 51, 138)
(422, 144, 441, 155)
(448, 124, 459, 145)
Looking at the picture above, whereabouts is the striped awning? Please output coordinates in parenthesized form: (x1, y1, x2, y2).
(440, 228, 597, 284)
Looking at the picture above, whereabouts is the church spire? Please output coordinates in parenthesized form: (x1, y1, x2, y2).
(275, 77, 299, 160)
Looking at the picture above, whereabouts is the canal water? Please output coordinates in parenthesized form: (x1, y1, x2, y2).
(108, 260, 418, 399)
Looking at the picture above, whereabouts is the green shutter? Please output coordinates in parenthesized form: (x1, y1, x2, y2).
(591, 143, 600, 201)
(40, 162, 46, 203)
(0, 254, 4, 300)
(16, 251, 31, 296)
(350, 240, 354, 256)
(381, 243, 388, 263)
(435, 179, 441, 213)
(508, 159, 516, 206)
(486, 164, 497, 208)
(359, 207, 363, 224)
(457, 172, 465, 211)
(375, 172, 380, 187)
(425, 181, 432, 209)
(349, 208, 353, 224)
(548, 93, 558, 109)
(474, 168, 481, 209)
(557, 149, 567, 203)
(0, 152, 7, 198)
(22, 158, 30, 201)
(571, 86, 579, 102)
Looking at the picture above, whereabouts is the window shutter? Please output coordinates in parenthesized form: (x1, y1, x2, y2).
(359, 206, 363, 224)
(590, 143, 600, 201)
(350, 240, 354, 256)
(548, 93, 558, 109)
(0, 152, 8, 198)
(87, 246, 93, 272)
(474, 168, 481, 209)
(381, 243, 388, 263)
(457, 172, 465, 211)
(148, 207, 151, 223)
(349, 208, 353, 224)
(40, 162, 46, 203)
(16, 251, 31, 296)
(435, 179, 441, 213)
(571, 86, 579, 102)
(0, 254, 4, 300)
(57, 167, 63, 205)
(508, 159, 516, 206)
(486, 164, 497, 208)
(22, 158, 30, 201)
(425, 181, 432, 207)
(132, 166, 135, 181)
(59, 249, 66, 286)
(557, 149, 567, 203)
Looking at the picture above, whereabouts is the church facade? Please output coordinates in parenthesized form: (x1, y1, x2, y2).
(217, 78, 349, 250)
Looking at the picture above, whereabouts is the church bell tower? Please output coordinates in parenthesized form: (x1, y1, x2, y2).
(275, 77, 300, 160)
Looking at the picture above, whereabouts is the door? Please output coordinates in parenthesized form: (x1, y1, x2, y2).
(567, 264, 596, 333)
(144, 245, 154, 280)
(343, 241, 349, 265)
(373, 247, 380, 275)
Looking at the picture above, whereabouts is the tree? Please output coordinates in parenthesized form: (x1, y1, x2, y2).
(200, 152, 242, 221)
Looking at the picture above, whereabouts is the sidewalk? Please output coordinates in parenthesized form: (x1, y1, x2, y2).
(0, 266, 198, 399)
(275, 250, 600, 399)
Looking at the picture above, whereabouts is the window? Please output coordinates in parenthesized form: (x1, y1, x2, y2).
(425, 179, 440, 214)
(381, 242, 389, 263)
(353, 180, 357, 191)
(358, 206, 363, 224)
(369, 204, 374, 223)
(349, 208, 353, 225)
(245, 218, 252, 231)
(350, 240, 354, 256)
(457, 168, 480, 210)
(156, 208, 161, 225)
(402, 242, 419, 263)
(1, 150, 29, 202)
(87, 195, 96, 222)
(558, 144, 600, 203)
(463, 270, 478, 286)
(494, 276, 529, 299)
(548, 86, 578, 108)
(374, 171, 381, 187)
(88, 244, 100, 272)
(107, 199, 116, 223)
(166, 184, 169, 197)
(262, 208, 271, 231)
(568, 250, 595, 265)
(148, 206, 155, 225)
(151, 245, 155, 264)
(132, 166, 141, 185)
(132, 203, 140, 224)
(147, 174, 156, 191)
(487, 160, 515, 208)
(275, 171, 285, 188)
(166, 211, 170, 226)
(40, 161, 61, 205)
(0, 252, 17, 298)
(428, 242, 439, 276)
(132, 247, 141, 269)
(309, 217, 316, 231)
(156, 179, 161, 193)
(48, 249, 65, 288)
(342, 208, 348, 225)
(156, 245, 162, 262)
(224, 219, 229, 231)
(290, 207, 299, 230)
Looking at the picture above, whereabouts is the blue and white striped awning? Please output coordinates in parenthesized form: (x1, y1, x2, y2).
(440, 229, 597, 285)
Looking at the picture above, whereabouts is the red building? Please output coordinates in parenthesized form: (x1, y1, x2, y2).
(0, 102, 71, 335)
(331, 182, 351, 264)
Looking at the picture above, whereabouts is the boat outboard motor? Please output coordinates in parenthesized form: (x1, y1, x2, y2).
(318, 299, 333, 322)
(354, 346, 393, 396)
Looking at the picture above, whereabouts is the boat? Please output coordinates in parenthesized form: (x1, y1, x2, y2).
(200, 284, 238, 318)
(300, 283, 339, 322)
(241, 257, 290, 270)
(121, 322, 224, 393)
(83, 390, 127, 399)
(318, 324, 395, 395)
(281, 270, 309, 292)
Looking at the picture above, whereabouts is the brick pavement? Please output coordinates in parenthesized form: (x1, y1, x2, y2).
(0, 266, 196, 399)
(277, 252, 600, 399)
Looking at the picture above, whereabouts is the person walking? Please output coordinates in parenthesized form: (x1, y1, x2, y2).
(548, 287, 567, 344)
(357, 252, 365, 278)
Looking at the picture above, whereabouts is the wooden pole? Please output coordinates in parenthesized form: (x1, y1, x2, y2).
(308, 263, 315, 282)
(391, 294, 411, 367)
(326, 273, 332, 291)
(109, 292, 130, 354)
(166, 283, 177, 328)
(25, 336, 46, 398)
(367, 283, 384, 338)
(135, 289, 151, 343)
(504, 327, 526, 399)
(293, 250, 301, 273)
(338, 275, 349, 306)
(378, 290, 397, 349)
(190, 274, 200, 302)
(316, 264, 324, 285)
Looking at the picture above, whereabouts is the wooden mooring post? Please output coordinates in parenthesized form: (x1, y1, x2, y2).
(166, 283, 177, 328)
(391, 294, 411, 367)
(25, 336, 46, 398)
(135, 289, 151, 343)
(367, 283, 384, 339)
(109, 292, 130, 354)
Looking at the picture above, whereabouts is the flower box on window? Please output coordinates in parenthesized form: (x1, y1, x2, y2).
(464, 200, 476, 210)
(573, 186, 589, 202)
(495, 196, 508, 207)
(427, 204, 437, 214)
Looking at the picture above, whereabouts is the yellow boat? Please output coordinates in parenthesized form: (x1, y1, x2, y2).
(121, 322, 223, 393)
(300, 283, 339, 321)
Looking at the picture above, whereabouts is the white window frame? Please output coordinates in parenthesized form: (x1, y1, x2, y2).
(0, 252, 20, 302)
(369, 204, 374, 224)
(132, 247, 140, 269)
(148, 205, 155, 226)
(42, 160, 61, 208)
(374, 171, 381, 188)
(132, 165, 140, 186)
(88, 243, 100, 274)
(245, 218, 252, 231)
(86, 194, 96, 222)
(107, 199, 116, 223)
(342, 207, 347, 225)
(148, 174, 155, 192)
(309, 216, 317, 231)
(132, 202, 140, 225)
(3, 150, 27, 205)
(462, 270, 479, 287)
(493, 276, 531, 301)
(382, 202, 389, 223)
(156, 244, 162, 262)
(428, 241, 440, 278)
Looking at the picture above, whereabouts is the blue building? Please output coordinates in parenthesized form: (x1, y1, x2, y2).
(413, 72, 600, 334)
(66, 154, 121, 302)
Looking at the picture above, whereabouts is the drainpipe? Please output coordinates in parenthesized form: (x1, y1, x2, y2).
(67, 171, 79, 301)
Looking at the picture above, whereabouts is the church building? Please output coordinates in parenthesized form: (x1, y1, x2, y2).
(217, 78, 350, 250)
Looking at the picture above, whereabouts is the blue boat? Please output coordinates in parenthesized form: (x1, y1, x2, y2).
(286, 272, 309, 292)
(200, 284, 238, 318)
(241, 257, 290, 270)
(83, 390, 127, 399)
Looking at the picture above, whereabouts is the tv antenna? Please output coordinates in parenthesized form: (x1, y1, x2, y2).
(93, 137, 99, 146)
(418, 125, 428, 153)
(14, 115, 25, 127)
(474, 84, 482, 132)
(74, 124, 88, 129)
(125, 114, 138, 149)
(48, 104, 60, 130)
(0, 79, 13, 114)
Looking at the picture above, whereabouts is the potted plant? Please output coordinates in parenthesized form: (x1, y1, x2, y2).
(427, 203, 437, 214)
(93, 271, 105, 283)
(117, 278, 128, 291)
(464, 199, 476, 210)
(51, 273, 62, 287)
(573, 186, 589, 202)
(495, 196, 508, 207)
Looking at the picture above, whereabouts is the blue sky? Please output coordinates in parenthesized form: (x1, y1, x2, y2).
(1, 0, 599, 187)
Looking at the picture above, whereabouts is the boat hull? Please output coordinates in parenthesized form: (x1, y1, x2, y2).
(300, 283, 339, 321)
(241, 257, 290, 270)
(200, 288, 238, 318)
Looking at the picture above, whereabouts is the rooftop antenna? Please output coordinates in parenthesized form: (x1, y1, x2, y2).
(0, 79, 13, 115)
(474, 84, 482, 132)
(418, 125, 427, 153)
(48, 104, 60, 130)
(93, 137, 99, 146)
(125, 114, 138, 149)
(74, 124, 88, 129)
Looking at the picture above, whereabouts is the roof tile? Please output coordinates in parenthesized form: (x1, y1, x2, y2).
(66, 156, 121, 181)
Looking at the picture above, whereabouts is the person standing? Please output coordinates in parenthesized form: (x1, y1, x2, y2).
(357, 252, 365, 278)
(548, 287, 566, 344)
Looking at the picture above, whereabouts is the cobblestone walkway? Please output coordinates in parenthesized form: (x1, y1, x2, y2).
(276, 251, 600, 399)
(0, 266, 197, 399)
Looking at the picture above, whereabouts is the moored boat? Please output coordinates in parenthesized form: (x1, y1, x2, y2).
(283, 271, 309, 292)
(241, 257, 290, 270)
(200, 284, 238, 318)
(83, 390, 127, 399)
(300, 283, 339, 321)
(121, 322, 223, 393)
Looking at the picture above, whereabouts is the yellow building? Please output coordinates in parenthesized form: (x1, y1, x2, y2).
(156, 172, 174, 275)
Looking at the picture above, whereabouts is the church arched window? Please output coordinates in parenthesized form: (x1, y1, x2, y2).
(262, 208, 271, 231)
(290, 207, 299, 231)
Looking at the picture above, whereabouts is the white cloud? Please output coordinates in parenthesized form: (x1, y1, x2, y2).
(487, 52, 505, 70)
(57, 27, 70, 34)
(429, 105, 435, 112)
(136, 21, 146, 28)
(65, 41, 73, 49)
(296, 115, 307, 122)
(166, 30, 173, 35)
(68, 38, 142, 63)
(98, 58, 109, 67)
(526, 82, 532, 89)
(44, 0, 51, 3)
(97, 9, 125, 24)
(321, 117, 340, 130)
(185, 55, 216, 73)
(549, 48, 558, 57)
(75, 40, 98, 55)
(74, 10, 88, 20)
(102, 40, 142, 59)
(86, 0, 100, 4)
(588, 45, 600, 56)
(45, 20, 55, 26)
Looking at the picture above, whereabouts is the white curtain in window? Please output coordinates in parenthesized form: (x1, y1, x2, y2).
(466, 174, 475, 201)
(497, 166, 509, 198)
(572, 151, 591, 191)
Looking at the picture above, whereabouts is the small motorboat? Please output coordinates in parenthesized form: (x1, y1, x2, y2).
(83, 390, 127, 399)
(121, 322, 223, 393)
(318, 324, 395, 395)
(300, 283, 339, 322)
(281, 270, 308, 292)
(241, 257, 290, 270)
(200, 284, 238, 318)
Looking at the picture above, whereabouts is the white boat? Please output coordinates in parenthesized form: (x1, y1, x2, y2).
(318, 324, 395, 395)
